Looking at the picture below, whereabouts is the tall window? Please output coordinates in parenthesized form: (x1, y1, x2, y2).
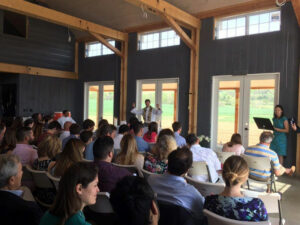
(85, 41, 115, 57)
(215, 9, 281, 39)
(138, 29, 180, 50)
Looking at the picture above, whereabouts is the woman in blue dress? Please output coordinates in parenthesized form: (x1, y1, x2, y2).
(270, 105, 289, 165)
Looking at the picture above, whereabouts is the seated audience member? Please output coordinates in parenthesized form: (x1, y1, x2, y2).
(33, 135, 61, 171)
(114, 124, 130, 149)
(148, 147, 205, 223)
(59, 121, 72, 142)
(37, 121, 61, 145)
(40, 162, 99, 225)
(0, 123, 6, 145)
(0, 128, 16, 154)
(222, 133, 245, 155)
(143, 122, 158, 143)
(80, 131, 93, 147)
(115, 134, 144, 170)
(133, 122, 150, 152)
(128, 116, 139, 135)
(204, 156, 268, 221)
(186, 134, 221, 183)
(157, 128, 175, 139)
(33, 122, 44, 145)
(144, 135, 177, 174)
(245, 131, 295, 181)
(110, 176, 159, 225)
(11, 117, 24, 130)
(172, 121, 187, 147)
(32, 113, 43, 125)
(43, 114, 54, 130)
(48, 139, 85, 177)
(82, 119, 95, 132)
(93, 136, 131, 192)
(12, 127, 37, 166)
(62, 123, 81, 149)
(24, 118, 34, 128)
(57, 109, 76, 127)
(0, 155, 43, 225)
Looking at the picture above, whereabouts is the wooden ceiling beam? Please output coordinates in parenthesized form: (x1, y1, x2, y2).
(90, 32, 123, 57)
(0, 0, 128, 41)
(125, 0, 200, 29)
(292, 0, 300, 26)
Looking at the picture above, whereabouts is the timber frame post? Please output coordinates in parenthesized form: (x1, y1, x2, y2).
(297, 66, 300, 175)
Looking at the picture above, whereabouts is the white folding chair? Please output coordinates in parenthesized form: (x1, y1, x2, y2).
(112, 163, 142, 177)
(188, 161, 212, 182)
(89, 192, 114, 213)
(46, 172, 60, 191)
(185, 175, 225, 197)
(203, 209, 270, 225)
(141, 168, 156, 180)
(216, 151, 235, 164)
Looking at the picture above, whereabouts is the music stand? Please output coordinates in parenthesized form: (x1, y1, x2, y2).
(253, 117, 274, 130)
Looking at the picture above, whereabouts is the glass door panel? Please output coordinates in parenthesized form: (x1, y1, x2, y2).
(103, 85, 114, 124)
(88, 85, 99, 128)
(141, 83, 156, 106)
(161, 82, 178, 129)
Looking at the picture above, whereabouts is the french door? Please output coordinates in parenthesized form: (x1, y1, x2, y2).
(84, 81, 114, 128)
(211, 73, 279, 151)
(136, 78, 178, 128)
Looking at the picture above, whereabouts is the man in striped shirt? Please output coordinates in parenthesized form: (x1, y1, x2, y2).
(245, 131, 295, 181)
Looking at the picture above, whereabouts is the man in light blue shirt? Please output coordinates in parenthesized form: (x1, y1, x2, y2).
(61, 123, 80, 149)
(148, 147, 205, 223)
(133, 122, 150, 153)
(172, 121, 186, 147)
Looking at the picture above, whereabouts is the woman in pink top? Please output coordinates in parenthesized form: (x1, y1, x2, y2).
(143, 122, 158, 143)
(222, 133, 245, 155)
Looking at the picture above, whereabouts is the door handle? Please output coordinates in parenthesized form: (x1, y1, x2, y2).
(245, 127, 249, 131)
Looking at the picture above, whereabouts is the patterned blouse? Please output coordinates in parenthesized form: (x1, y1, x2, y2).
(33, 159, 53, 171)
(144, 153, 168, 174)
(204, 195, 268, 222)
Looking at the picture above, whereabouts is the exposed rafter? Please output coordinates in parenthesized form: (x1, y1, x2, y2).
(0, 0, 128, 41)
(292, 0, 300, 26)
(90, 32, 123, 57)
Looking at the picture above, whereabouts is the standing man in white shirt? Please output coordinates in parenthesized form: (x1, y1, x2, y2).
(57, 110, 76, 127)
(131, 99, 162, 125)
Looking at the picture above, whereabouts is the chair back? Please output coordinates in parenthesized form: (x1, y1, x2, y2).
(242, 154, 271, 173)
(25, 165, 53, 189)
(188, 161, 211, 182)
(203, 209, 270, 225)
(89, 192, 114, 213)
(185, 175, 224, 197)
(112, 163, 142, 177)
(216, 152, 235, 164)
(141, 168, 155, 180)
(46, 172, 60, 191)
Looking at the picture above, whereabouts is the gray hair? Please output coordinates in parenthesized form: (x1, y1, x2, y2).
(259, 131, 273, 144)
(0, 155, 20, 188)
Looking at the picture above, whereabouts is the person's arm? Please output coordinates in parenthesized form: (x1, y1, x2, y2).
(292, 123, 300, 133)
(130, 102, 143, 115)
(274, 119, 289, 133)
(152, 104, 162, 115)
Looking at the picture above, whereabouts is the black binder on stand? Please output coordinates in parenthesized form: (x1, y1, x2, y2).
(253, 117, 274, 130)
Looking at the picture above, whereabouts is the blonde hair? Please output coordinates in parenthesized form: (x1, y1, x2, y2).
(116, 134, 139, 165)
(153, 135, 177, 160)
(222, 155, 249, 187)
(37, 135, 61, 158)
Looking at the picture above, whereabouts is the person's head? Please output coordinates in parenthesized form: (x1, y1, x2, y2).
(109, 125, 117, 139)
(43, 114, 54, 124)
(37, 135, 61, 159)
(128, 117, 139, 129)
(98, 119, 109, 130)
(154, 135, 177, 160)
(228, 133, 242, 147)
(157, 129, 174, 142)
(24, 119, 34, 128)
(80, 131, 93, 145)
(48, 121, 62, 134)
(259, 131, 273, 145)
(50, 162, 99, 223)
(96, 124, 115, 138)
(0, 128, 16, 153)
(69, 123, 81, 136)
(110, 176, 159, 225)
(118, 124, 130, 135)
(62, 110, 70, 117)
(168, 147, 193, 176)
(93, 136, 114, 162)
(32, 113, 42, 123)
(186, 133, 199, 146)
(118, 134, 139, 165)
(222, 156, 249, 187)
(82, 119, 95, 132)
(0, 155, 23, 190)
(16, 127, 34, 144)
(33, 122, 44, 141)
(148, 122, 158, 134)
(145, 99, 151, 107)
(133, 122, 144, 136)
(274, 105, 284, 119)
(0, 123, 6, 143)
(63, 121, 72, 131)
(172, 121, 182, 133)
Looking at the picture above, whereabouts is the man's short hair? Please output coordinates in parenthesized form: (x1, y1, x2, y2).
(97, 124, 114, 138)
(62, 110, 69, 115)
(48, 121, 62, 130)
(145, 99, 150, 103)
(110, 124, 117, 133)
(0, 155, 20, 188)
(24, 119, 34, 127)
(186, 133, 198, 146)
(259, 131, 273, 144)
(93, 136, 114, 160)
(69, 123, 81, 135)
(172, 122, 182, 132)
(82, 119, 95, 130)
(118, 124, 130, 134)
(16, 127, 32, 142)
(110, 176, 155, 225)
(168, 147, 193, 176)
(80, 131, 93, 144)
(133, 122, 143, 135)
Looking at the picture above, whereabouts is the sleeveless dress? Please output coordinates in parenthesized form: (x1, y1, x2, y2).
(270, 116, 287, 156)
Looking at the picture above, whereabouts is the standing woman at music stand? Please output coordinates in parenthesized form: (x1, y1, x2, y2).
(270, 105, 289, 165)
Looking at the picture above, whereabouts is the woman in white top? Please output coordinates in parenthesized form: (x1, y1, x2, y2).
(115, 134, 144, 170)
(222, 133, 245, 155)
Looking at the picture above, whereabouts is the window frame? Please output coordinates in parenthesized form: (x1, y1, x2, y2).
(85, 40, 116, 58)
